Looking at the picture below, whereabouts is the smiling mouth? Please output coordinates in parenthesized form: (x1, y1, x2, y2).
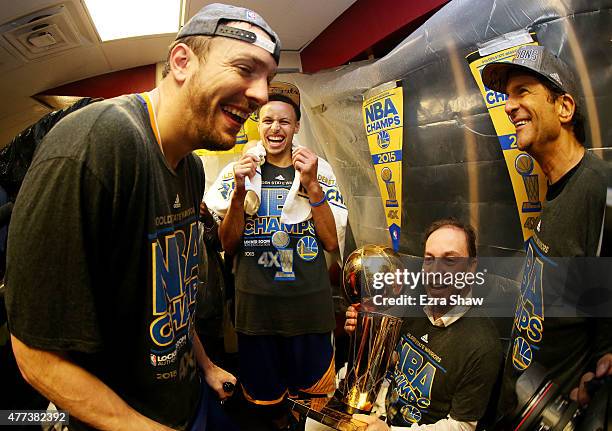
(221, 106, 249, 125)
(266, 136, 285, 145)
(513, 119, 531, 129)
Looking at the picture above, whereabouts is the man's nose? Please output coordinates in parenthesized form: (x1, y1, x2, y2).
(246, 77, 269, 109)
(505, 95, 518, 116)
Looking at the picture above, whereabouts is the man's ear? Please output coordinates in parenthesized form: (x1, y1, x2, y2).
(295, 120, 300, 134)
(558, 93, 576, 126)
(468, 257, 478, 274)
(168, 43, 193, 83)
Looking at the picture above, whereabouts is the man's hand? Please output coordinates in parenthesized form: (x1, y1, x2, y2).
(352, 414, 389, 431)
(345, 305, 358, 334)
(292, 147, 319, 191)
(233, 153, 259, 192)
(204, 363, 237, 401)
(570, 353, 612, 406)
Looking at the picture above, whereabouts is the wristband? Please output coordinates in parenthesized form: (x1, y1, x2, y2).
(309, 195, 326, 207)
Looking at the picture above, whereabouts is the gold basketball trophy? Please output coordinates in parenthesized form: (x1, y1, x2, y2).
(515, 153, 541, 213)
(289, 245, 404, 430)
(381, 167, 399, 208)
(271, 230, 295, 280)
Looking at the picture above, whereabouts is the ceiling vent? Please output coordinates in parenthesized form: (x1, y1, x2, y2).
(0, 5, 84, 60)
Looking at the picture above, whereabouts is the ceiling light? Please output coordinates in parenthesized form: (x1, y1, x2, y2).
(84, 0, 181, 41)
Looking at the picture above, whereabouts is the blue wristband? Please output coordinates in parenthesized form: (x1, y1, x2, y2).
(309, 195, 327, 207)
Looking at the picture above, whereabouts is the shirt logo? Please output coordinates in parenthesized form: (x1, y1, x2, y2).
(173, 194, 181, 209)
(420, 334, 429, 343)
(275, 174, 286, 180)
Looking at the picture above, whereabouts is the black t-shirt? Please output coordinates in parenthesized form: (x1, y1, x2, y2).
(499, 151, 612, 416)
(6, 94, 204, 430)
(234, 162, 335, 336)
(386, 308, 501, 426)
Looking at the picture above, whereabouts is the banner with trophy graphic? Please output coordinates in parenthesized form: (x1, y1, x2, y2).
(466, 32, 546, 242)
(362, 81, 404, 251)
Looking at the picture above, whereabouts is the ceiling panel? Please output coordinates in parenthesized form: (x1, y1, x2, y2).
(185, 0, 357, 50)
(102, 34, 175, 71)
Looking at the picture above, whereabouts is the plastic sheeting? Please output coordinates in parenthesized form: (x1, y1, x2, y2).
(278, 0, 612, 257)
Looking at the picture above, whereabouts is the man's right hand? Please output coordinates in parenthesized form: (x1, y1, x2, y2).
(233, 153, 259, 191)
(345, 305, 358, 334)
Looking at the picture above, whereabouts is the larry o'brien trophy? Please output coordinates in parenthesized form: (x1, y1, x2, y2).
(288, 245, 404, 430)
(515, 153, 541, 213)
(380, 167, 399, 208)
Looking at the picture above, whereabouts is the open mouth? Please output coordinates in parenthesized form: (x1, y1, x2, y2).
(266, 135, 285, 147)
(221, 106, 248, 126)
(513, 119, 531, 130)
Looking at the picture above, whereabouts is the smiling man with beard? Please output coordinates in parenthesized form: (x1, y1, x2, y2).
(6, 3, 278, 430)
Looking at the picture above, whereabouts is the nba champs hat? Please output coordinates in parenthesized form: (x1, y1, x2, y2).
(481, 45, 577, 96)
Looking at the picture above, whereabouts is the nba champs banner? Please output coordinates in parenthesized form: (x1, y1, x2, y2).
(362, 81, 404, 251)
(466, 32, 547, 242)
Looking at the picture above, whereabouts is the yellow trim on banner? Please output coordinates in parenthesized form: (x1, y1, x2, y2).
(467, 42, 547, 242)
(362, 82, 403, 251)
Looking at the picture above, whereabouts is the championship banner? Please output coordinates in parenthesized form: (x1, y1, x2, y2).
(194, 112, 260, 158)
(466, 32, 546, 242)
(362, 81, 404, 251)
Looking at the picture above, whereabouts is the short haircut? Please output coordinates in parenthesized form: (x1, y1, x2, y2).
(543, 82, 586, 144)
(267, 94, 301, 121)
(423, 218, 477, 258)
(162, 35, 214, 78)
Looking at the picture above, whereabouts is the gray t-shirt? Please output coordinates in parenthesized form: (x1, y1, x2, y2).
(6, 94, 204, 430)
(234, 162, 335, 336)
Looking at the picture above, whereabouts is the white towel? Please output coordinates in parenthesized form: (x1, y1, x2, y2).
(204, 140, 348, 257)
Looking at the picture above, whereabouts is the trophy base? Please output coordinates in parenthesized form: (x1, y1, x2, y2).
(521, 202, 542, 213)
(288, 396, 368, 431)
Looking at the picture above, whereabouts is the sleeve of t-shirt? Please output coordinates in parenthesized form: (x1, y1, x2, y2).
(5, 108, 123, 354)
(448, 338, 502, 422)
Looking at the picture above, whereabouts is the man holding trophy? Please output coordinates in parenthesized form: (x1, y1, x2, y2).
(207, 83, 347, 430)
(344, 219, 501, 430)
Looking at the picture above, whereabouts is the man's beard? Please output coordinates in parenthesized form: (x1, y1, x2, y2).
(193, 105, 237, 152)
(187, 81, 239, 152)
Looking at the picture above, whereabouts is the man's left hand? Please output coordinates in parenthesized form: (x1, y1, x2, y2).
(292, 147, 318, 191)
(352, 414, 390, 431)
(204, 363, 237, 401)
(570, 353, 612, 406)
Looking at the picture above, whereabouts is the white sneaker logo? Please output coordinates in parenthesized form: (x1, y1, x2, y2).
(275, 174, 285, 180)
(421, 334, 428, 343)
(173, 194, 181, 209)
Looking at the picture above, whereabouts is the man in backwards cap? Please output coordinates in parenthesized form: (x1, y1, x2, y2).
(6, 3, 278, 430)
(482, 46, 612, 425)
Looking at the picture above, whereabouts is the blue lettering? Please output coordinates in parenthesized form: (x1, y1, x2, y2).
(150, 221, 199, 347)
(485, 89, 507, 105)
(384, 98, 398, 116)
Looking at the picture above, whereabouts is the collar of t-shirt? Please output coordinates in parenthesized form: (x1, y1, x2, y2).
(546, 155, 584, 201)
(423, 290, 472, 328)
